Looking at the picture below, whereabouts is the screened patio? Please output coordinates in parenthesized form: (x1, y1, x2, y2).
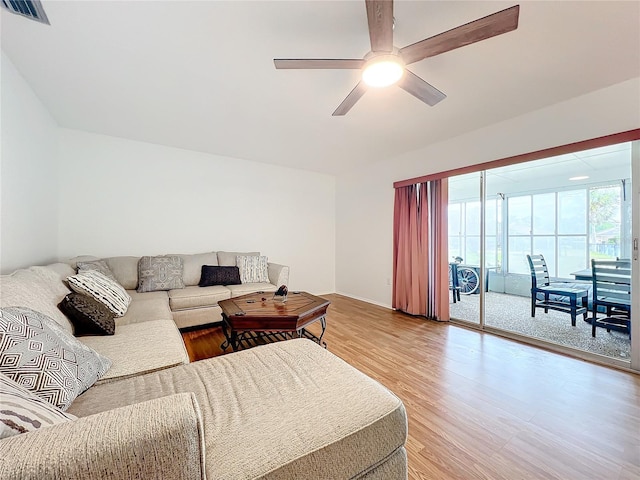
(447, 142, 633, 363)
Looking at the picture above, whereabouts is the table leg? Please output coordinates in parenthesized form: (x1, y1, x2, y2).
(220, 316, 239, 352)
(295, 316, 328, 348)
(315, 316, 327, 348)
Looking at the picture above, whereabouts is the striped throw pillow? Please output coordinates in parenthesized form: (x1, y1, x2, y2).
(236, 255, 269, 283)
(67, 270, 131, 317)
(0, 372, 76, 438)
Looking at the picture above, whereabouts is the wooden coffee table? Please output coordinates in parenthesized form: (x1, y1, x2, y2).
(218, 291, 330, 352)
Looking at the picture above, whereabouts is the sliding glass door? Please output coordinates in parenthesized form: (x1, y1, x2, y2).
(448, 173, 481, 325)
(632, 142, 640, 372)
(448, 140, 638, 370)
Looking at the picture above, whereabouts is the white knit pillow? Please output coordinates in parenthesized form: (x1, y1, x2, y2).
(67, 270, 131, 317)
(236, 255, 269, 283)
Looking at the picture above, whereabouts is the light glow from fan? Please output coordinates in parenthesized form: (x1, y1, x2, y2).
(362, 55, 404, 88)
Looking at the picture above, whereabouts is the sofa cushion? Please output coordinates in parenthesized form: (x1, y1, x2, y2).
(198, 266, 241, 287)
(0, 266, 74, 334)
(0, 372, 76, 438)
(104, 256, 140, 290)
(175, 252, 218, 286)
(236, 255, 269, 283)
(115, 292, 173, 326)
(137, 256, 185, 293)
(169, 285, 231, 311)
(172, 306, 222, 330)
(126, 289, 170, 301)
(58, 293, 116, 336)
(0, 307, 112, 410)
(67, 339, 407, 479)
(67, 270, 131, 317)
(76, 260, 117, 282)
(226, 282, 277, 297)
(217, 251, 259, 267)
(79, 319, 188, 383)
(67, 255, 101, 270)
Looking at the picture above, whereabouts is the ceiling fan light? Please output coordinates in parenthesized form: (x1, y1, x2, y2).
(362, 57, 404, 88)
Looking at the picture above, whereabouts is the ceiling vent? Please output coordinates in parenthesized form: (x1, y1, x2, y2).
(1, 0, 50, 25)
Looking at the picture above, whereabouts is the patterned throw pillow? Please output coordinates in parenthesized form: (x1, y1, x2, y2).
(236, 255, 269, 283)
(198, 266, 242, 287)
(67, 270, 131, 317)
(0, 307, 112, 410)
(0, 372, 76, 439)
(76, 259, 117, 282)
(58, 293, 116, 336)
(137, 255, 185, 293)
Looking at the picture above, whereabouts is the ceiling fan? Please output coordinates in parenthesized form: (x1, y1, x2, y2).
(274, 1, 520, 116)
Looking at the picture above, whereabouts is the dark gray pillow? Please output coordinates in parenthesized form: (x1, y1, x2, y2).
(199, 266, 242, 287)
(58, 293, 115, 336)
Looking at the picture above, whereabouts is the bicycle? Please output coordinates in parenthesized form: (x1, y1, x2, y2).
(450, 257, 480, 295)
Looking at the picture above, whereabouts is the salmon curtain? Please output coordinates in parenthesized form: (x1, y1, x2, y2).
(392, 180, 449, 320)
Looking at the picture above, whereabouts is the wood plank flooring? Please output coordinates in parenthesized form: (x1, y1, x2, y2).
(182, 294, 640, 480)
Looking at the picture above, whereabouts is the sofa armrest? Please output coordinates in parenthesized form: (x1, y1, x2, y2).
(0, 393, 206, 480)
(268, 262, 290, 287)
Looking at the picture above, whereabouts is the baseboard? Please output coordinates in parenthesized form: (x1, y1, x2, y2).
(334, 291, 392, 310)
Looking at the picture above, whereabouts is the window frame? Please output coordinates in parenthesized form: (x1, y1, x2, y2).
(503, 179, 629, 277)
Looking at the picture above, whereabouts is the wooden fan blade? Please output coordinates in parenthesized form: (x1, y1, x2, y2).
(366, 0, 394, 53)
(399, 5, 520, 65)
(274, 59, 364, 69)
(332, 82, 367, 116)
(398, 70, 446, 106)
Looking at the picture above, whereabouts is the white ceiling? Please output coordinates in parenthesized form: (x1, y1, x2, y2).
(2, 1, 639, 175)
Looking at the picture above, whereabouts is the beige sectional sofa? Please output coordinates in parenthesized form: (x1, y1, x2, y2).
(0, 258, 409, 478)
(70, 251, 290, 329)
(0, 262, 189, 384)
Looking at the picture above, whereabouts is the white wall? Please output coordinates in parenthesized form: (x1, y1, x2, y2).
(336, 78, 640, 307)
(0, 52, 59, 273)
(57, 129, 336, 294)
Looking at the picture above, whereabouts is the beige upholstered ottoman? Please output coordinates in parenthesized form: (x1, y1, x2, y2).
(68, 339, 408, 479)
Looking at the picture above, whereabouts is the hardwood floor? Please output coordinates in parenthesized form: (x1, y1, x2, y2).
(182, 294, 640, 480)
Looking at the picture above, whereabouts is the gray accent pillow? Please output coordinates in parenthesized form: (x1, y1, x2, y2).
(0, 307, 112, 410)
(0, 372, 76, 438)
(76, 259, 117, 282)
(58, 293, 116, 336)
(137, 255, 185, 293)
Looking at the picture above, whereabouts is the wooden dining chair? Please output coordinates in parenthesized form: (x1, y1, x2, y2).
(591, 259, 631, 337)
(526, 254, 589, 326)
(449, 263, 461, 303)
